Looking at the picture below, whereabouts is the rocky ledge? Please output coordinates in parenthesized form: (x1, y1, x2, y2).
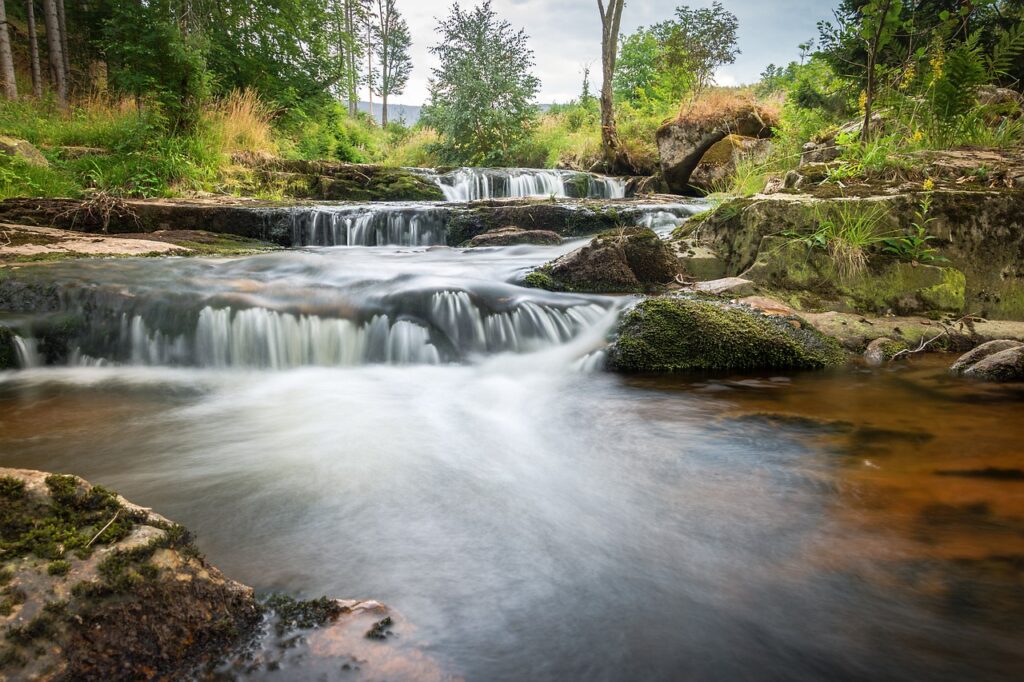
(0, 469, 447, 681)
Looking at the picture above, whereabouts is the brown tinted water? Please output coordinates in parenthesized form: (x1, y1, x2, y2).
(1, 356, 1021, 680)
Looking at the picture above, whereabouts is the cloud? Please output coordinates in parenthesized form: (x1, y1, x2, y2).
(390, 0, 840, 106)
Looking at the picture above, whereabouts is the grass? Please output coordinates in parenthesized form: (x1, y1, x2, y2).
(791, 202, 892, 280)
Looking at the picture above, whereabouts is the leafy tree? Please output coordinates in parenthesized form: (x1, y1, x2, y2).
(653, 2, 740, 94)
(422, 1, 540, 166)
(372, 0, 413, 126)
(614, 29, 664, 103)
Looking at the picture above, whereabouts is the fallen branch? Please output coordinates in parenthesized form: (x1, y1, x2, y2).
(890, 314, 979, 359)
(86, 509, 121, 548)
(55, 191, 141, 234)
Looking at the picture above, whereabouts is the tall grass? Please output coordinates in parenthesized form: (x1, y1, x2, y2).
(206, 88, 277, 155)
(793, 202, 891, 280)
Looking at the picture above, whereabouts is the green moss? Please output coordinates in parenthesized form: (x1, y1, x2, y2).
(263, 595, 344, 636)
(609, 296, 847, 374)
(0, 474, 140, 563)
(523, 270, 564, 292)
(46, 560, 71, 577)
(0, 475, 25, 499)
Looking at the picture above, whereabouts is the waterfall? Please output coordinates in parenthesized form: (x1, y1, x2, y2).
(11, 336, 42, 369)
(290, 205, 450, 247)
(430, 168, 627, 201)
(17, 293, 611, 369)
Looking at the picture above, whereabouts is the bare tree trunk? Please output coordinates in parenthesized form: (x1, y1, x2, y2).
(597, 0, 625, 172)
(42, 0, 66, 107)
(27, 0, 43, 98)
(862, 0, 894, 144)
(56, 0, 69, 86)
(382, 93, 388, 126)
(366, 15, 373, 122)
(0, 0, 17, 100)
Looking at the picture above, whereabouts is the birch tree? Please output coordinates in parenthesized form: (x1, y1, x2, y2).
(0, 0, 17, 99)
(372, 0, 412, 126)
(597, 0, 625, 171)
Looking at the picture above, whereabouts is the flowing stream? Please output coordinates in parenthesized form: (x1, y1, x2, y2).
(1, 168, 1022, 680)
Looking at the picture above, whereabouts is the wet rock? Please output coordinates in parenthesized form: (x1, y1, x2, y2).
(951, 340, 1024, 381)
(467, 226, 562, 247)
(607, 295, 846, 373)
(525, 227, 680, 294)
(0, 325, 16, 369)
(656, 101, 776, 194)
(0, 136, 48, 168)
(694, 277, 756, 297)
(628, 174, 670, 195)
(864, 337, 908, 366)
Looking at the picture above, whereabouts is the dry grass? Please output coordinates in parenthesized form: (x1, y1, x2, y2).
(206, 88, 277, 155)
(674, 88, 780, 129)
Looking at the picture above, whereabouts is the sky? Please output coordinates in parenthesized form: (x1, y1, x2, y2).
(386, 0, 843, 107)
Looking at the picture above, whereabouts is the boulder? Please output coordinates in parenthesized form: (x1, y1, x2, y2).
(955, 344, 1024, 382)
(0, 136, 48, 168)
(950, 339, 1024, 377)
(628, 174, 670, 196)
(863, 337, 908, 366)
(977, 85, 1023, 109)
(467, 226, 562, 247)
(607, 295, 846, 373)
(0, 468, 261, 680)
(656, 100, 775, 194)
(525, 227, 680, 294)
(688, 135, 773, 193)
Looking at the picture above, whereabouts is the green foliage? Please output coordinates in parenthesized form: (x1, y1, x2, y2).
(881, 194, 947, 264)
(421, 1, 540, 166)
(790, 202, 891, 280)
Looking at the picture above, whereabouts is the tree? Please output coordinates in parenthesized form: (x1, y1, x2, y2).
(653, 2, 740, 94)
(372, 0, 412, 126)
(41, 0, 66, 107)
(597, 0, 625, 171)
(0, 0, 16, 99)
(422, 1, 539, 165)
(858, 0, 903, 142)
(26, 0, 42, 98)
(613, 29, 663, 103)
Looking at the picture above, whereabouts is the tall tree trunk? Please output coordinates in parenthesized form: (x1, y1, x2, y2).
(366, 16, 373, 121)
(56, 0, 69, 85)
(27, 0, 43, 98)
(0, 0, 17, 100)
(597, 0, 625, 172)
(382, 93, 388, 126)
(42, 0, 66, 107)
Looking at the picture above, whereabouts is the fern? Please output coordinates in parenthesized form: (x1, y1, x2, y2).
(986, 20, 1024, 79)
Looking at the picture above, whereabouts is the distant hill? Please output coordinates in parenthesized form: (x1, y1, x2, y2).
(356, 101, 423, 126)
(355, 101, 556, 127)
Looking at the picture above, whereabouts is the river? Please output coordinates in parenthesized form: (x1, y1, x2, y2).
(0, 169, 1021, 681)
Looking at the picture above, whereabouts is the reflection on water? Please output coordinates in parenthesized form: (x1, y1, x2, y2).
(1, 358, 1021, 681)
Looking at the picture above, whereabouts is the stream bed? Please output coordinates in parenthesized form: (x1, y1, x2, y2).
(1, 171, 1022, 680)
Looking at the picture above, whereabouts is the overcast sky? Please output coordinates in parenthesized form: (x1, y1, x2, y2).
(386, 0, 842, 106)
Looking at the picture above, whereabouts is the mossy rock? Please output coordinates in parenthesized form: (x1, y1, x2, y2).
(608, 296, 847, 373)
(525, 227, 679, 294)
(745, 236, 966, 317)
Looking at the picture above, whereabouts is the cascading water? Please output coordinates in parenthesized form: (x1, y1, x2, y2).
(290, 204, 450, 247)
(429, 167, 627, 201)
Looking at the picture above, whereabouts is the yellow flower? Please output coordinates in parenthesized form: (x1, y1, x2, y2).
(900, 64, 917, 90)
(912, 130, 924, 143)
(858, 90, 868, 115)
(923, 178, 935, 191)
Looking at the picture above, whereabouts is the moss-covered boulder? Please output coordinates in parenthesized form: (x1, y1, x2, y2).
(690, 189, 1024, 320)
(525, 227, 680, 293)
(0, 469, 261, 679)
(744, 236, 966, 316)
(607, 295, 847, 373)
(0, 326, 16, 370)
(0, 136, 48, 168)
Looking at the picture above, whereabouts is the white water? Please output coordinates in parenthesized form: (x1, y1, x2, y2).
(430, 167, 627, 201)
